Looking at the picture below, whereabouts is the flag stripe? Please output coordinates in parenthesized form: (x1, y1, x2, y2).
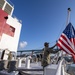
(70, 38, 75, 50)
(57, 42, 71, 54)
(62, 33, 74, 49)
(58, 38, 75, 54)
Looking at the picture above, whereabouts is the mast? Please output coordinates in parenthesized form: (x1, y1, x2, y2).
(66, 8, 71, 26)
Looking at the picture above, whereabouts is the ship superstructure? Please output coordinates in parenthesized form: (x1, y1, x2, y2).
(0, 0, 22, 53)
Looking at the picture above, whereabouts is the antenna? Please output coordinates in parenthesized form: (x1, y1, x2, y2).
(66, 8, 71, 26)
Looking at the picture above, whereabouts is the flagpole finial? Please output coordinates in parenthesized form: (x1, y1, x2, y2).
(68, 8, 71, 11)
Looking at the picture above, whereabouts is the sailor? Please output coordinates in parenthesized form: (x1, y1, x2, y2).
(41, 42, 60, 68)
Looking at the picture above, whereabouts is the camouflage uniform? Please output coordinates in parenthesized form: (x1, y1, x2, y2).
(42, 42, 59, 67)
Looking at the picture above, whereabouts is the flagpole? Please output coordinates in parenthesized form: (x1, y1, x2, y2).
(62, 8, 71, 57)
(64, 8, 71, 57)
(66, 8, 71, 26)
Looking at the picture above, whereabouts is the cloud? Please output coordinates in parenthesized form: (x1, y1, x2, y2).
(19, 41, 27, 48)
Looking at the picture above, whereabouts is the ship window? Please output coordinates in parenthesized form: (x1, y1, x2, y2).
(0, 0, 5, 9)
(4, 3, 12, 15)
(10, 26, 15, 33)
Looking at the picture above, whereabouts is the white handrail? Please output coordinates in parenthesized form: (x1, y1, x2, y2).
(55, 59, 64, 75)
(62, 65, 65, 75)
(51, 51, 60, 64)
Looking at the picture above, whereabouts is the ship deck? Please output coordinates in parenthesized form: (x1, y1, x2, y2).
(18, 62, 44, 75)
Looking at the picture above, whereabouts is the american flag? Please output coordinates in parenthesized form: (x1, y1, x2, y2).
(57, 23, 75, 62)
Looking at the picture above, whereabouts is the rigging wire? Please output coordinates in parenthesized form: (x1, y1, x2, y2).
(31, 22, 67, 50)
(56, 22, 66, 41)
(19, 8, 72, 52)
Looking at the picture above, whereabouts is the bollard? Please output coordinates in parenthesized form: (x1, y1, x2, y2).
(18, 58, 22, 67)
(25, 56, 31, 68)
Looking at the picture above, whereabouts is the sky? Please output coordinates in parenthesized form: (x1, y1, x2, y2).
(10, 0, 75, 51)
